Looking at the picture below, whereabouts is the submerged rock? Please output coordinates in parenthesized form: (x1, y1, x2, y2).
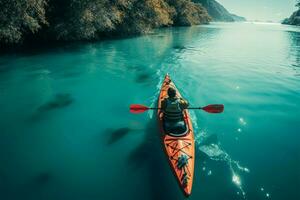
(107, 127, 132, 145)
(38, 93, 73, 112)
(173, 45, 186, 50)
(135, 73, 153, 83)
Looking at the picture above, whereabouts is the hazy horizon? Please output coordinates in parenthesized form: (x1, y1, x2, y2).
(218, 0, 297, 22)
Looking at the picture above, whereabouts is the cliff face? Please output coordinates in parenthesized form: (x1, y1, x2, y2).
(0, 0, 211, 45)
(192, 0, 246, 22)
(167, 0, 211, 26)
(0, 0, 248, 46)
(282, 10, 300, 26)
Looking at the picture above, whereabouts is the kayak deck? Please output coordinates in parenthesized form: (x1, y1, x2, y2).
(157, 75, 195, 197)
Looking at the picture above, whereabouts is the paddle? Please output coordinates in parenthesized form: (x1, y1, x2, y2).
(130, 104, 224, 114)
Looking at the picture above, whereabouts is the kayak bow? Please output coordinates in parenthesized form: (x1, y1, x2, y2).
(157, 74, 195, 197)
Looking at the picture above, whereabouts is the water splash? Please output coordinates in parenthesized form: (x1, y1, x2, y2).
(260, 187, 271, 199)
(239, 118, 247, 126)
(195, 131, 250, 199)
(189, 110, 199, 130)
(148, 70, 164, 119)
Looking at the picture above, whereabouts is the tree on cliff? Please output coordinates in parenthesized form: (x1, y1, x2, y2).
(0, 0, 47, 44)
(0, 0, 211, 45)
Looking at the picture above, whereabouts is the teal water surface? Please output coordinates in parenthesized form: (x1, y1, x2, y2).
(0, 22, 299, 200)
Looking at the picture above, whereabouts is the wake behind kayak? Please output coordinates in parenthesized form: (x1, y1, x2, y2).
(129, 74, 224, 197)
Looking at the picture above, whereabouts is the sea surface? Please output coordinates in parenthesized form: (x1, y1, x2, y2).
(0, 22, 299, 200)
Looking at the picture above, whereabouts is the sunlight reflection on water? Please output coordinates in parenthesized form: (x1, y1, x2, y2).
(195, 131, 250, 199)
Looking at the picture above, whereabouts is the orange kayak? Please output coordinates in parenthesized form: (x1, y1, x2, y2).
(157, 74, 195, 197)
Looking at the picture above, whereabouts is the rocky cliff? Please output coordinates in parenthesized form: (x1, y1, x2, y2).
(0, 0, 211, 46)
(192, 0, 246, 22)
(282, 9, 300, 26)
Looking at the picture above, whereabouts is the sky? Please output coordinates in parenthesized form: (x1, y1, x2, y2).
(218, 0, 297, 22)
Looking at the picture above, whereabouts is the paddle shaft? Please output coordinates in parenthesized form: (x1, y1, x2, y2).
(130, 104, 224, 114)
(148, 107, 202, 110)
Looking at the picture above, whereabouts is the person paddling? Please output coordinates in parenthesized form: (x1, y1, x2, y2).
(161, 87, 189, 134)
(161, 87, 189, 118)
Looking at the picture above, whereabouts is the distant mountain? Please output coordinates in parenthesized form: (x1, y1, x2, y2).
(282, 9, 300, 26)
(192, 0, 246, 22)
(231, 14, 247, 22)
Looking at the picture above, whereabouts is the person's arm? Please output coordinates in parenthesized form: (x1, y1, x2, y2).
(180, 98, 189, 110)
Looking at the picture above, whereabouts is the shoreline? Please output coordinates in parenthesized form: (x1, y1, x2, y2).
(0, 22, 292, 56)
(0, 24, 210, 55)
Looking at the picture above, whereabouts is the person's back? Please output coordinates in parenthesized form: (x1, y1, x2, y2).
(161, 87, 189, 122)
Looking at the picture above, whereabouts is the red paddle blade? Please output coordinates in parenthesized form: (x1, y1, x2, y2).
(202, 104, 224, 113)
(130, 104, 150, 114)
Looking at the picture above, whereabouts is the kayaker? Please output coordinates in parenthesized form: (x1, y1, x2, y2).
(161, 87, 189, 124)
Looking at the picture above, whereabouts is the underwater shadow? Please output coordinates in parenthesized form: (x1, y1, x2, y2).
(37, 93, 73, 112)
(135, 72, 156, 85)
(33, 172, 52, 185)
(20, 171, 54, 200)
(30, 93, 74, 121)
(173, 45, 186, 50)
(106, 127, 132, 145)
(128, 118, 183, 200)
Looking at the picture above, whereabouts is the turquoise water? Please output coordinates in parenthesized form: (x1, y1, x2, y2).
(0, 22, 299, 200)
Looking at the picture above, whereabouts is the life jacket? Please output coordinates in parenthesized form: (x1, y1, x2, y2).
(164, 98, 183, 121)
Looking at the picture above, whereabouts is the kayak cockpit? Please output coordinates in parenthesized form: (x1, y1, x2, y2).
(163, 119, 188, 137)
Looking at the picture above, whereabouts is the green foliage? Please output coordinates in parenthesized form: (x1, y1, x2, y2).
(51, 0, 118, 40)
(0, 0, 211, 44)
(51, 0, 174, 40)
(0, 0, 47, 44)
(168, 0, 211, 26)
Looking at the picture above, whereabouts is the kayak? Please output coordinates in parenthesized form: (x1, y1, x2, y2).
(157, 74, 195, 197)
